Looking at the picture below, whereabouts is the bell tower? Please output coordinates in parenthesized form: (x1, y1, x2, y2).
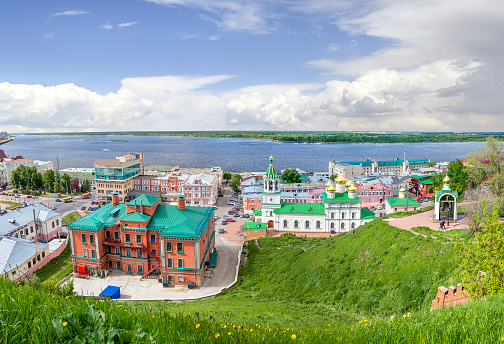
(261, 155, 281, 227)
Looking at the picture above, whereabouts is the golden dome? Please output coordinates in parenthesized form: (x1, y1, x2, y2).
(270, 155, 274, 162)
(443, 174, 451, 184)
(335, 174, 346, 184)
(326, 179, 333, 188)
(345, 179, 352, 188)
(399, 187, 406, 193)
(327, 183, 336, 193)
(348, 184, 357, 193)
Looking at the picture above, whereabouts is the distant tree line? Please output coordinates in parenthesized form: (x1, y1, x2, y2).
(27, 131, 504, 144)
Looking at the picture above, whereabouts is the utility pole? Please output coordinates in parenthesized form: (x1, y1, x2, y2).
(33, 209, 38, 243)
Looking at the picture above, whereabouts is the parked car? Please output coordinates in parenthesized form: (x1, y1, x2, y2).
(218, 194, 224, 197)
(227, 202, 235, 205)
(244, 214, 249, 218)
(222, 220, 227, 225)
(239, 214, 244, 218)
(214, 214, 218, 219)
(234, 213, 240, 217)
(417, 198, 423, 203)
(370, 206, 375, 211)
(226, 218, 236, 222)
(55, 199, 62, 202)
(51, 206, 56, 210)
(26, 195, 32, 198)
(81, 206, 86, 210)
(376, 205, 382, 210)
(423, 198, 430, 202)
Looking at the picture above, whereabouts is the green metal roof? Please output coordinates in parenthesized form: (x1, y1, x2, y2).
(253, 208, 262, 217)
(420, 179, 433, 185)
(435, 190, 459, 201)
(386, 197, 421, 207)
(121, 212, 152, 223)
(321, 192, 361, 203)
(69, 201, 214, 239)
(273, 203, 325, 215)
(265, 163, 278, 179)
(126, 194, 161, 207)
(68, 203, 127, 230)
(244, 222, 267, 230)
(360, 208, 376, 220)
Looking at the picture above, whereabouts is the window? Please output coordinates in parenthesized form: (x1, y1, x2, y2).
(138, 265, 143, 274)
(115, 246, 120, 254)
(316, 221, 321, 229)
(330, 223, 335, 229)
(305, 221, 310, 229)
(178, 258, 183, 268)
(52, 222, 55, 228)
(108, 261, 113, 269)
(352, 212, 355, 219)
(152, 249, 156, 256)
(89, 234, 94, 245)
(125, 234, 130, 243)
(105, 231, 110, 239)
(83, 249, 88, 257)
(167, 258, 173, 267)
(136, 235, 142, 244)
(107, 246, 112, 253)
(114, 231, 119, 240)
(341, 223, 345, 230)
(91, 250, 96, 258)
(137, 249, 143, 258)
(341, 213, 345, 219)
(150, 235, 156, 244)
(126, 248, 131, 257)
(283, 220, 288, 228)
(168, 275, 174, 282)
(178, 276, 184, 283)
(42, 251, 45, 258)
(351, 222, 356, 229)
(166, 242, 172, 252)
(177, 243, 183, 253)
(28, 261, 31, 268)
(127, 264, 132, 272)
(56, 219, 59, 226)
(294, 220, 299, 229)
(30, 226, 33, 233)
(81, 234, 86, 243)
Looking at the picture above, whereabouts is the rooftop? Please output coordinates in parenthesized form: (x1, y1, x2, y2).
(321, 192, 362, 203)
(0, 203, 61, 236)
(386, 197, 421, 207)
(0, 236, 48, 275)
(273, 203, 325, 215)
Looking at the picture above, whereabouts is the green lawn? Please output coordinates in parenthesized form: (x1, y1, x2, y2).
(63, 211, 83, 225)
(35, 245, 72, 283)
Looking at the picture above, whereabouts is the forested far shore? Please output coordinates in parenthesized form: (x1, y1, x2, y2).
(23, 131, 504, 143)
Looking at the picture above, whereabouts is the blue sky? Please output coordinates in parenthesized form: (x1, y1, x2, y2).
(1, 0, 503, 132)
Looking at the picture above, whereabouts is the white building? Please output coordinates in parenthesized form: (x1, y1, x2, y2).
(178, 173, 218, 206)
(0, 236, 49, 281)
(34, 160, 54, 172)
(254, 157, 375, 233)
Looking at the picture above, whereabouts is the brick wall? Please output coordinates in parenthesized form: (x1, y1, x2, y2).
(431, 283, 471, 311)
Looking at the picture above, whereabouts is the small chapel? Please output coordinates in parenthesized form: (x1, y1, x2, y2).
(253, 156, 375, 233)
(434, 174, 458, 222)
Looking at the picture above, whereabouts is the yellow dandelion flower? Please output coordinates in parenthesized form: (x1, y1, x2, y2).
(62, 322, 68, 327)
(291, 334, 296, 340)
(196, 324, 200, 329)
(215, 333, 220, 338)
(364, 323, 367, 326)
(359, 320, 362, 324)
(16, 282, 21, 285)
(228, 332, 232, 335)
(118, 305, 122, 308)
(250, 329, 253, 332)
(65, 296, 69, 299)
(403, 314, 407, 319)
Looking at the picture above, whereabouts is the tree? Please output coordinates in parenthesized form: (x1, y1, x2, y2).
(280, 168, 302, 183)
(432, 159, 469, 196)
(462, 187, 499, 234)
(229, 174, 241, 192)
(466, 136, 504, 195)
(457, 203, 504, 295)
(223, 172, 232, 182)
(61, 173, 72, 194)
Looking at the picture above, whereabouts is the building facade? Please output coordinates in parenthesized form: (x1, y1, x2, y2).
(95, 153, 145, 201)
(385, 188, 421, 214)
(330, 159, 430, 177)
(34, 160, 54, 172)
(355, 184, 394, 208)
(60, 168, 96, 190)
(0, 153, 35, 185)
(0, 236, 49, 281)
(68, 193, 215, 286)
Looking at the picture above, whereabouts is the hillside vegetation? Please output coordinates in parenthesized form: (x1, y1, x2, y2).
(3, 220, 504, 343)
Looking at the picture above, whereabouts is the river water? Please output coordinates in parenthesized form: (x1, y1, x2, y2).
(1, 134, 484, 172)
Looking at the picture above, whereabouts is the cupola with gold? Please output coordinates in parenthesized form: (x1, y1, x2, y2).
(442, 173, 451, 191)
(335, 174, 346, 193)
(399, 187, 406, 199)
(327, 181, 336, 199)
(348, 183, 357, 199)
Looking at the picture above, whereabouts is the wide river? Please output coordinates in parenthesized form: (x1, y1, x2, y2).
(2, 134, 485, 172)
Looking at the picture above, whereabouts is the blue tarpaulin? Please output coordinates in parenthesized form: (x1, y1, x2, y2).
(99, 285, 121, 299)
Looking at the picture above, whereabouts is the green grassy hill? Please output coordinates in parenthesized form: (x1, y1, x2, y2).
(3, 220, 504, 343)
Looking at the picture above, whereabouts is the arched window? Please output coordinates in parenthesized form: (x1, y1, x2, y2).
(305, 220, 310, 229)
(316, 221, 321, 229)
(330, 222, 335, 229)
(294, 220, 299, 228)
(331, 213, 334, 219)
(352, 212, 355, 219)
(341, 223, 345, 230)
(341, 213, 345, 219)
(283, 220, 288, 228)
(351, 222, 356, 229)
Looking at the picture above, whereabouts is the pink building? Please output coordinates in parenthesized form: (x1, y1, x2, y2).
(355, 184, 393, 208)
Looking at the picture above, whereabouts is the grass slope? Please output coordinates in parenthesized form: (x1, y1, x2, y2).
(4, 219, 504, 343)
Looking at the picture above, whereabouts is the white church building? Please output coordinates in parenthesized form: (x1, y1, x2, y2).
(253, 156, 375, 233)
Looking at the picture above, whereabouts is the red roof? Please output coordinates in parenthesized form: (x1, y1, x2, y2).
(0, 150, 7, 159)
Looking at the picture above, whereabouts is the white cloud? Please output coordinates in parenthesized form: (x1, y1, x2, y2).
(175, 32, 199, 40)
(327, 43, 339, 52)
(101, 22, 114, 30)
(117, 22, 138, 28)
(43, 33, 55, 38)
(51, 10, 90, 17)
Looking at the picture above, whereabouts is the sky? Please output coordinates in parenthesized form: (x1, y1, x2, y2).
(0, 0, 503, 133)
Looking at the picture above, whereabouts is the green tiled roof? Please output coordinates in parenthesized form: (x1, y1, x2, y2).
(265, 163, 278, 179)
(126, 194, 161, 207)
(420, 179, 433, 185)
(244, 222, 267, 230)
(68, 203, 127, 230)
(361, 208, 376, 220)
(435, 190, 459, 201)
(253, 208, 262, 217)
(386, 197, 421, 207)
(121, 212, 152, 223)
(321, 192, 361, 203)
(410, 174, 434, 180)
(273, 203, 325, 215)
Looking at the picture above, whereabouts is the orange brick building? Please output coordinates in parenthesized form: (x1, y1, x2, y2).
(68, 193, 215, 286)
(431, 283, 471, 311)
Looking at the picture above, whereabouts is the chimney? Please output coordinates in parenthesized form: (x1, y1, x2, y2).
(177, 195, 186, 210)
(112, 192, 119, 206)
